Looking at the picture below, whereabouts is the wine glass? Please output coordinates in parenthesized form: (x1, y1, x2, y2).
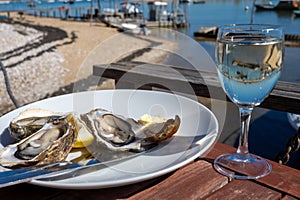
(213, 24, 284, 179)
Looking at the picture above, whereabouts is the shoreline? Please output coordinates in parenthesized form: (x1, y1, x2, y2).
(0, 13, 178, 115)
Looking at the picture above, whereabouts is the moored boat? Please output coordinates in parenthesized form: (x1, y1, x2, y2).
(0, 0, 10, 4)
(254, 0, 279, 10)
(294, 9, 300, 16)
(255, 0, 299, 10)
(193, 26, 218, 39)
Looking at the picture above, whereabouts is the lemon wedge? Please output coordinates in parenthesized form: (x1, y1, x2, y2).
(72, 118, 95, 148)
(139, 114, 167, 124)
(67, 148, 92, 163)
(73, 131, 94, 148)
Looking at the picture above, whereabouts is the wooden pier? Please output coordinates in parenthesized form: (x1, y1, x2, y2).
(0, 6, 96, 21)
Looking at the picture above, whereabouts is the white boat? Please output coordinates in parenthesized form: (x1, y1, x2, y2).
(103, 8, 115, 14)
(121, 23, 138, 30)
(121, 23, 151, 35)
(255, 0, 299, 10)
(147, 1, 186, 27)
(119, 1, 142, 16)
(0, 1, 10, 4)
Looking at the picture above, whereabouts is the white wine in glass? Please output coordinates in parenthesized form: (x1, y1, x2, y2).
(214, 24, 284, 179)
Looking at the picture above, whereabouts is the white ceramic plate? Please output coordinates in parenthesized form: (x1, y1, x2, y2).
(0, 90, 219, 189)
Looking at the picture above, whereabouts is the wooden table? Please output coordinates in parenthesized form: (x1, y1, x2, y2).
(0, 142, 299, 199)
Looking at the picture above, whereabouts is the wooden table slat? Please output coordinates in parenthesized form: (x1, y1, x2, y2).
(206, 143, 300, 199)
(205, 180, 282, 199)
(282, 195, 300, 200)
(259, 159, 300, 199)
(128, 161, 228, 200)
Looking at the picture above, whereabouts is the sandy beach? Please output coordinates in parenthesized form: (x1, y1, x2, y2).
(0, 13, 177, 115)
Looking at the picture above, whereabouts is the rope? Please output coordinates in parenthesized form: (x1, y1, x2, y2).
(0, 59, 19, 108)
(276, 127, 300, 164)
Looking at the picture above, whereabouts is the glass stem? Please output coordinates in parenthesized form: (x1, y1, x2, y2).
(237, 106, 253, 155)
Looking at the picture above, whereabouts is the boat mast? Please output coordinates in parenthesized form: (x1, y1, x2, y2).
(251, 0, 256, 24)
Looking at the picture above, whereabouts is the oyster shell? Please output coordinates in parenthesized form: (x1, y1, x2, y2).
(0, 117, 76, 168)
(81, 108, 180, 153)
(9, 108, 69, 142)
(138, 115, 181, 142)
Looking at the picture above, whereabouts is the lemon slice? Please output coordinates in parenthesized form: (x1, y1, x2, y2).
(72, 118, 95, 148)
(139, 114, 167, 124)
(67, 148, 92, 163)
(73, 131, 94, 148)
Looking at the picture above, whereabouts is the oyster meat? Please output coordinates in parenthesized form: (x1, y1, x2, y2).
(10, 108, 95, 149)
(9, 108, 69, 142)
(80, 108, 180, 153)
(0, 117, 76, 168)
(138, 114, 181, 142)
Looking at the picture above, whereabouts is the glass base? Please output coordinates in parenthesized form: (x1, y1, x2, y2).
(214, 153, 272, 179)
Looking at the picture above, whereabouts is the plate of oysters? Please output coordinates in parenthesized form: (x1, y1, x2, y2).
(0, 89, 219, 189)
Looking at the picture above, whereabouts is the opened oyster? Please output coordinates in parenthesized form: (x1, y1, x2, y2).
(10, 108, 94, 149)
(9, 108, 69, 142)
(0, 116, 76, 168)
(80, 108, 180, 153)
